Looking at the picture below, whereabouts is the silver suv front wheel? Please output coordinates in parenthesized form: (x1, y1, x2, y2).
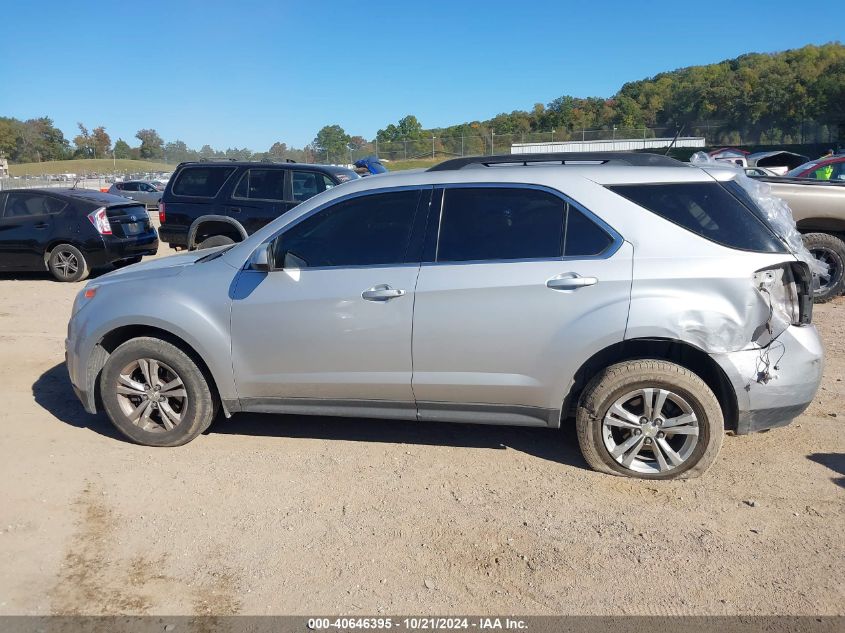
(576, 360, 723, 479)
(100, 337, 217, 446)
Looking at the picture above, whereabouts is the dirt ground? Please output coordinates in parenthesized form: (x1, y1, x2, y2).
(0, 245, 843, 616)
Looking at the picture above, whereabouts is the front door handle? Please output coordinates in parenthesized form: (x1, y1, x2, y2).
(546, 273, 598, 291)
(230, 207, 241, 213)
(362, 284, 406, 301)
(34, 223, 49, 229)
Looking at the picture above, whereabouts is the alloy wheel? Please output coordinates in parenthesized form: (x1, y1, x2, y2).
(810, 247, 840, 292)
(602, 388, 700, 474)
(115, 358, 188, 432)
(54, 250, 79, 279)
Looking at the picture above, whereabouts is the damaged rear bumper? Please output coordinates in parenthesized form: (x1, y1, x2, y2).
(709, 324, 823, 434)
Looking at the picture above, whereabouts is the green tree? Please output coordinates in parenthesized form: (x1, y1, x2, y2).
(92, 126, 111, 157)
(113, 138, 132, 159)
(164, 140, 197, 163)
(268, 141, 288, 159)
(74, 123, 93, 158)
(135, 129, 164, 159)
(313, 125, 350, 163)
(0, 117, 20, 158)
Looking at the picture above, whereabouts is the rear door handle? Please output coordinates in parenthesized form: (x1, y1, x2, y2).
(546, 273, 598, 291)
(362, 284, 406, 301)
(34, 222, 49, 229)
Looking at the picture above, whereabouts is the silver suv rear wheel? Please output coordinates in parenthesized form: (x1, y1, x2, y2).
(601, 388, 701, 474)
(576, 360, 723, 479)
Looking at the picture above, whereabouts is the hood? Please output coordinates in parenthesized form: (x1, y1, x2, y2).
(90, 246, 230, 284)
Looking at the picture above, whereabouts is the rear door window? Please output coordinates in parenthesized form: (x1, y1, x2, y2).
(3, 192, 67, 217)
(291, 170, 332, 202)
(436, 188, 564, 262)
(171, 166, 236, 198)
(610, 182, 787, 253)
(233, 169, 286, 201)
(564, 207, 613, 256)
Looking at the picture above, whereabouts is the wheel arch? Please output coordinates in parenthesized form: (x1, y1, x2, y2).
(42, 239, 90, 268)
(561, 337, 738, 432)
(187, 215, 248, 250)
(796, 219, 845, 235)
(88, 324, 230, 417)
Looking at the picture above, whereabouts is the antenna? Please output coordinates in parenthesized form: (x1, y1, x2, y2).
(664, 124, 686, 156)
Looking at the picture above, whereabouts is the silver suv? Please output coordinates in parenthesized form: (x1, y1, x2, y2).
(66, 153, 823, 479)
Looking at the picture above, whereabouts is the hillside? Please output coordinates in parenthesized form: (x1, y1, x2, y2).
(400, 43, 845, 150)
(8, 158, 173, 176)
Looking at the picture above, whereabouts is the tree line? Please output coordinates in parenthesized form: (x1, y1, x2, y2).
(1, 42, 842, 166)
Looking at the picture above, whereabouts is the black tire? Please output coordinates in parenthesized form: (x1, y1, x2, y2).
(576, 360, 723, 479)
(802, 232, 845, 303)
(100, 337, 217, 447)
(196, 235, 235, 250)
(47, 244, 89, 282)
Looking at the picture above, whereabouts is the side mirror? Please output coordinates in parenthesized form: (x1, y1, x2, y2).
(249, 241, 275, 272)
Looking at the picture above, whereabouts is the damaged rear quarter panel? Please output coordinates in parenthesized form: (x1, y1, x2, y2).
(626, 251, 799, 354)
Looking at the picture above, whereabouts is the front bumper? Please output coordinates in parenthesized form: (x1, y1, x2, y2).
(710, 324, 824, 434)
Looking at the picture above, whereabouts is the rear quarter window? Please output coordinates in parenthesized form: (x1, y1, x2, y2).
(171, 166, 236, 198)
(609, 182, 787, 253)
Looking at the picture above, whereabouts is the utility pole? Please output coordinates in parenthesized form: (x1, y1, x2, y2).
(491, 130, 494, 154)
(432, 136, 435, 159)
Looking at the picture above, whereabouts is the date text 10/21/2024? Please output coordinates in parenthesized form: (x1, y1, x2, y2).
(306, 617, 529, 630)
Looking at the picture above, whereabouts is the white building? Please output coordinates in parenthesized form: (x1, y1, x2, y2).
(511, 137, 706, 154)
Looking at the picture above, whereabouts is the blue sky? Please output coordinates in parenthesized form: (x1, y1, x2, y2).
(0, 1, 840, 151)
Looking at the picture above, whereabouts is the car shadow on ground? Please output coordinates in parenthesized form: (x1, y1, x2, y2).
(0, 267, 115, 283)
(209, 411, 587, 468)
(34, 362, 588, 470)
(807, 453, 845, 488)
(33, 363, 124, 441)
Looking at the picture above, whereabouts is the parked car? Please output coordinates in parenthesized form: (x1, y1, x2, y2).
(157, 161, 359, 250)
(785, 156, 845, 181)
(66, 153, 822, 479)
(744, 166, 778, 178)
(0, 188, 158, 282)
(108, 180, 163, 210)
(754, 174, 845, 301)
(747, 151, 809, 175)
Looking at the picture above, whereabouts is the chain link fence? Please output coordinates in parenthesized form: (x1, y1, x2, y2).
(0, 169, 172, 192)
(328, 121, 840, 164)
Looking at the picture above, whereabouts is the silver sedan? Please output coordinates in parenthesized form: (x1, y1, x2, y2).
(107, 181, 162, 209)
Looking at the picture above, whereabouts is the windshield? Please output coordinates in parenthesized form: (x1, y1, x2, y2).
(786, 161, 821, 177)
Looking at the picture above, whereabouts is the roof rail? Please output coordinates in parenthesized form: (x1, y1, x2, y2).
(199, 158, 239, 162)
(427, 152, 685, 171)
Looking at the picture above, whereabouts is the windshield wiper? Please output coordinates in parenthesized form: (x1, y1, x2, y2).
(195, 245, 234, 263)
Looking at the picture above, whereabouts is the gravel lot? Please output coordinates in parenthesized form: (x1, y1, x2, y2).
(0, 245, 843, 616)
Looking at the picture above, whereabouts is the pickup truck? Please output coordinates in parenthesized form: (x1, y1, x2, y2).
(758, 176, 845, 302)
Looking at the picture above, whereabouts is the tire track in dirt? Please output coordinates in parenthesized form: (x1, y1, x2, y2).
(50, 482, 242, 616)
